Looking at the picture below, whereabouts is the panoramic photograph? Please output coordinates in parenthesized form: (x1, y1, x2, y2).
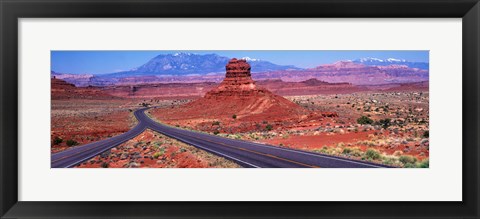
(50, 50, 429, 168)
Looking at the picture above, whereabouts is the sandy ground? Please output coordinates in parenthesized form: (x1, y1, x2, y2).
(151, 91, 429, 167)
(76, 129, 241, 168)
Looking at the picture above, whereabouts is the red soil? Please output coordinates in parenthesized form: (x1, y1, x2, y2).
(261, 131, 374, 149)
(51, 78, 116, 100)
(50, 98, 139, 153)
(76, 129, 240, 168)
(256, 79, 366, 96)
(151, 58, 329, 133)
(261, 131, 429, 160)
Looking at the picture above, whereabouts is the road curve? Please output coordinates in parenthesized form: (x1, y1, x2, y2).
(51, 109, 148, 168)
(51, 108, 390, 168)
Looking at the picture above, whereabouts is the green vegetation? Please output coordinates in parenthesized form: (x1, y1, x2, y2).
(365, 149, 381, 160)
(399, 155, 417, 165)
(357, 116, 374, 125)
(418, 159, 429, 168)
(66, 139, 79, 147)
(376, 118, 392, 128)
(212, 121, 220, 126)
(265, 124, 273, 131)
(398, 156, 429, 168)
(342, 147, 353, 154)
(53, 136, 63, 145)
(153, 151, 164, 159)
(232, 114, 237, 119)
(213, 130, 220, 135)
(152, 141, 163, 149)
(339, 147, 363, 157)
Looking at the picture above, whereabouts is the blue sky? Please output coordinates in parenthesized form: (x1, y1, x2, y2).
(51, 50, 429, 75)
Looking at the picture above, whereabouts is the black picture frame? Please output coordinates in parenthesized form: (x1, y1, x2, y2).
(1, 0, 479, 218)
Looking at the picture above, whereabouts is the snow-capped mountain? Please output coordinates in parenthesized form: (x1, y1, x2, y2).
(101, 53, 301, 78)
(51, 55, 428, 87)
(353, 57, 429, 70)
(241, 57, 261, 62)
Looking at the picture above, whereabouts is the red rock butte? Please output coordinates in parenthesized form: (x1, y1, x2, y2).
(204, 58, 259, 98)
(168, 58, 319, 122)
(224, 58, 255, 85)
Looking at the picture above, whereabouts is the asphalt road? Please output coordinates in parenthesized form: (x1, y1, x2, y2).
(50, 109, 148, 168)
(51, 108, 389, 168)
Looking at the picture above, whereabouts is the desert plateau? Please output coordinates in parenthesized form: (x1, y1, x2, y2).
(51, 51, 429, 168)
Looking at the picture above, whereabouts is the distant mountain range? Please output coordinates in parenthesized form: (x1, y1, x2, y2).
(254, 61, 429, 85)
(100, 53, 300, 78)
(353, 57, 429, 70)
(51, 54, 429, 86)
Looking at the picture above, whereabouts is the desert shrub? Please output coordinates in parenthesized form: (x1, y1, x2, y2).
(393, 150, 403, 156)
(376, 118, 392, 128)
(101, 162, 109, 168)
(320, 146, 329, 153)
(153, 151, 164, 159)
(53, 136, 63, 145)
(66, 139, 79, 147)
(423, 130, 429, 138)
(382, 157, 397, 166)
(213, 130, 220, 135)
(232, 114, 237, 119)
(212, 121, 220, 126)
(418, 159, 429, 168)
(331, 147, 343, 155)
(357, 116, 374, 125)
(265, 124, 273, 131)
(404, 163, 417, 168)
(399, 155, 417, 165)
(365, 149, 381, 160)
(342, 147, 353, 155)
(350, 148, 363, 157)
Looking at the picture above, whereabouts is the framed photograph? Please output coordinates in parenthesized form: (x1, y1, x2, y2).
(1, 0, 479, 218)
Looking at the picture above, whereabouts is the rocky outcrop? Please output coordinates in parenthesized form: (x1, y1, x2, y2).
(254, 61, 429, 85)
(224, 58, 254, 84)
(51, 78, 115, 100)
(205, 58, 260, 98)
(164, 58, 318, 122)
(151, 58, 339, 133)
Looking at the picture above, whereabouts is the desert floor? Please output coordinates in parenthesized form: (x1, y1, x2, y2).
(150, 91, 429, 168)
(52, 90, 429, 168)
